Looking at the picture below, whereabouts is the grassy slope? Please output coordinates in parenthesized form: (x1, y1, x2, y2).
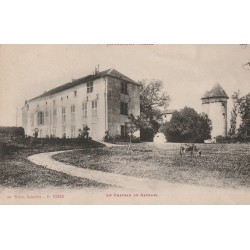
(53, 143, 250, 189)
(0, 139, 110, 189)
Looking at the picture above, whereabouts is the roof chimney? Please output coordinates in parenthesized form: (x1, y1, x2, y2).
(94, 65, 100, 75)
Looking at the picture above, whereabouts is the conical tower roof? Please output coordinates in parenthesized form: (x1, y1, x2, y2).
(201, 83, 229, 99)
(209, 83, 229, 98)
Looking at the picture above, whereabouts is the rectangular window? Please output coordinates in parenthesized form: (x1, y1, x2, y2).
(62, 107, 66, 124)
(71, 105, 76, 123)
(31, 113, 34, 127)
(92, 100, 97, 117)
(74, 90, 77, 97)
(53, 100, 56, 105)
(53, 108, 57, 125)
(62, 126, 66, 138)
(45, 128, 49, 138)
(71, 125, 76, 138)
(37, 111, 44, 125)
(82, 102, 87, 118)
(120, 102, 128, 115)
(87, 82, 93, 93)
(22, 112, 27, 126)
(121, 81, 128, 94)
(121, 125, 129, 139)
(45, 110, 49, 125)
(52, 127, 56, 138)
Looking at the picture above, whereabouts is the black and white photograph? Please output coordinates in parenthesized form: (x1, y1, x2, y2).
(1, 1, 250, 249)
(0, 44, 249, 204)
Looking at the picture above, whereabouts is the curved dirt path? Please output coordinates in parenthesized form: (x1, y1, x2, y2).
(28, 150, 176, 191)
(27, 149, 250, 204)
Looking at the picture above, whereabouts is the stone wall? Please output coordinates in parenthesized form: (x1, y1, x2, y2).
(107, 77, 140, 137)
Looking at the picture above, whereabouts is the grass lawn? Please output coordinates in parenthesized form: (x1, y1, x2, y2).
(53, 143, 250, 189)
(0, 138, 110, 189)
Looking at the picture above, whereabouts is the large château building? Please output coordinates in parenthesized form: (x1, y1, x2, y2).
(201, 83, 229, 138)
(22, 69, 141, 140)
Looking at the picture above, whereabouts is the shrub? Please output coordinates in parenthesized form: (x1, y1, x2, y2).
(215, 135, 250, 143)
(0, 142, 7, 158)
(140, 128, 155, 142)
(0, 126, 25, 137)
(104, 134, 140, 144)
(160, 107, 212, 143)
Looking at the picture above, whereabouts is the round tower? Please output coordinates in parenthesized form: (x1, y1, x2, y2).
(201, 83, 229, 138)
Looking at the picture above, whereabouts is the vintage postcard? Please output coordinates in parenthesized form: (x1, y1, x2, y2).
(0, 44, 249, 204)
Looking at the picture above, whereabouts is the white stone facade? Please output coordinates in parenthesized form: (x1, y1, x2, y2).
(22, 69, 140, 140)
(201, 84, 228, 138)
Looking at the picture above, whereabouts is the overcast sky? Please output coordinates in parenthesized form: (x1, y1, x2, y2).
(0, 44, 249, 126)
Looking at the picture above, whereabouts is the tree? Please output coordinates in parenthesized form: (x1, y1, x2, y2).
(160, 107, 212, 143)
(228, 91, 250, 138)
(237, 92, 250, 137)
(127, 114, 140, 149)
(136, 79, 170, 141)
(240, 44, 250, 70)
(228, 90, 240, 136)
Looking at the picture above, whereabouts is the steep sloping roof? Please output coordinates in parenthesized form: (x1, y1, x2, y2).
(201, 83, 229, 99)
(29, 68, 139, 102)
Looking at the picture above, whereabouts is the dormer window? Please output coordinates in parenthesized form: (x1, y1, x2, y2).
(121, 81, 128, 94)
(87, 82, 93, 93)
